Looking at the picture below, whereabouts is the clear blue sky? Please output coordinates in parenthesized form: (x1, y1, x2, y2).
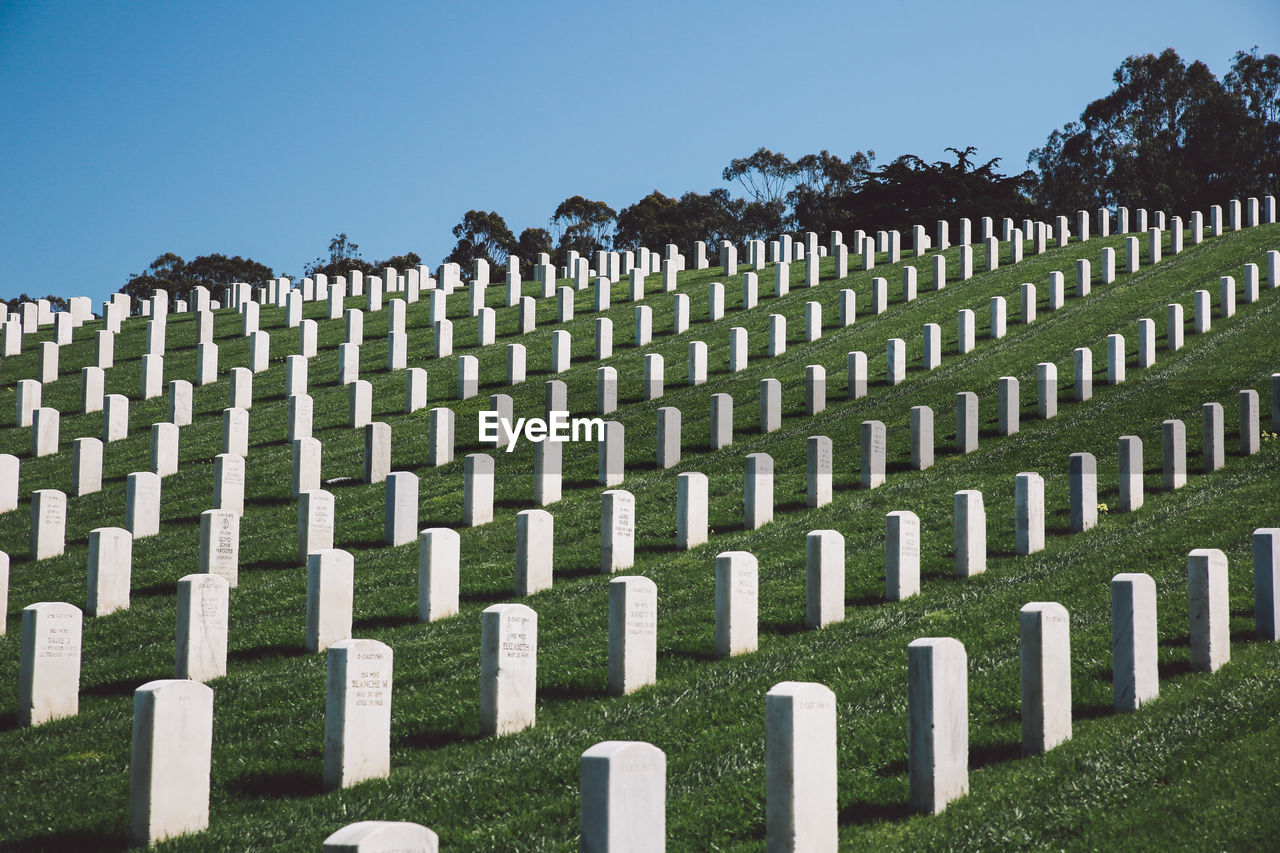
(1, 0, 1275, 305)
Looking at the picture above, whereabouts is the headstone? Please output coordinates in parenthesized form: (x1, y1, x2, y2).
(643, 354, 664, 401)
(1073, 347, 1093, 402)
(297, 489, 335, 564)
(126, 472, 161, 539)
(598, 421, 625, 486)
(744, 453, 774, 530)
(677, 472, 709, 550)
(886, 338, 906, 385)
(806, 435, 833, 508)
(383, 472, 419, 547)
(462, 453, 495, 526)
(168, 380, 192, 427)
(580, 741, 665, 853)
(1020, 602, 1071, 755)
(228, 366, 253, 411)
(806, 531, 845, 629)
(957, 309, 975, 354)
(1020, 283, 1037, 325)
(147, 422, 179, 478)
(954, 490, 985, 577)
(997, 377, 1019, 436)
(710, 392, 733, 449)
(1188, 549, 1229, 672)
(102, 393, 131, 443)
(1048, 270, 1065, 310)
(1253, 529, 1280, 641)
(67, 436, 102, 498)
(18, 601, 82, 725)
(175, 573, 228, 681)
(31, 407, 60, 458)
(305, 549, 354, 653)
(765, 682, 838, 851)
(428, 408, 455, 466)
(602, 489, 636, 572)
(506, 344, 527, 386)
(197, 509, 239, 587)
(324, 638, 393, 789)
(759, 378, 781, 433)
(607, 576, 658, 696)
(364, 422, 392, 484)
(213, 453, 245, 516)
(923, 323, 942, 371)
(989, 296, 1006, 339)
(955, 392, 978, 454)
(901, 405, 935, 473)
(514, 509, 555, 597)
(908, 637, 968, 814)
(1202, 402, 1224, 472)
(1069, 452, 1097, 532)
(1239, 389, 1260, 455)
(714, 551, 758, 657)
(222, 407, 249, 457)
(480, 603, 537, 736)
(127, 679, 214, 846)
(871, 277, 887, 314)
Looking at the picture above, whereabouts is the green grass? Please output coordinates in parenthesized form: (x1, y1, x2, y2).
(1, 224, 1278, 850)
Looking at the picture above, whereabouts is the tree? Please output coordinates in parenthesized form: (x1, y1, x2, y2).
(722, 148, 796, 207)
(614, 189, 744, 254)
(832, 147, 1036, 234)
(121, 251, 274, 308)
(185, 253, 274, 289)
(304, 233, 377, 279)
(1029, 48, 1272, 214)
(515, 228, 553, 278)
(1224, 47, 1280, 194)
(445, 210, 516, 270)
(5, 293, 68, 312)
(789, 149, 875, 236)
(551, 195, 616, 263)
(375, 252, 422, 272)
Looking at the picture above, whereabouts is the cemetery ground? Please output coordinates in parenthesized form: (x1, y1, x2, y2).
(1, 223, 1278, 849)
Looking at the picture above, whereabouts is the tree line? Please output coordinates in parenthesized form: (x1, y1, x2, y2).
(109, 47, 1277, 304)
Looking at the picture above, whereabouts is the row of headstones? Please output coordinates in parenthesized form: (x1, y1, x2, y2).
(9, 218, 1269, 456)
(0, 203, 1136, 383)
(16, 523, 1279, 848)
(9, 357, 1278, 575)
(6, 233, 1274, 574)
(32, 228, 1276, 435)
(3, 190, 1274, 365)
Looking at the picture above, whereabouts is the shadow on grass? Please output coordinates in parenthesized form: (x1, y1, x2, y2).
(659, 646, 718, 663)
(460, 587, 518, 605)
(635, 541, 678, 556)
(346, 538, 392, 551)
(840, 799, 913, 825)
(775, 499, 809, 514)
(245, 494, 293, 508)
(396, 724, 482, 751)
(539, 681, 608, 702)
(1075, 702, 1115, 720)
(971, 739, 1021, 769)
(760, 619, 808, 636)
(228, 642, 309, 664)
(8, 829, 129, 851)
(130, 581, 177, 599)
(242, 558, 302, 573)
(81, 676, 141, 699)
(1158, 659, 1193, 679)
(353, 612, 417, 632)
(231, 763, 324, 800)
